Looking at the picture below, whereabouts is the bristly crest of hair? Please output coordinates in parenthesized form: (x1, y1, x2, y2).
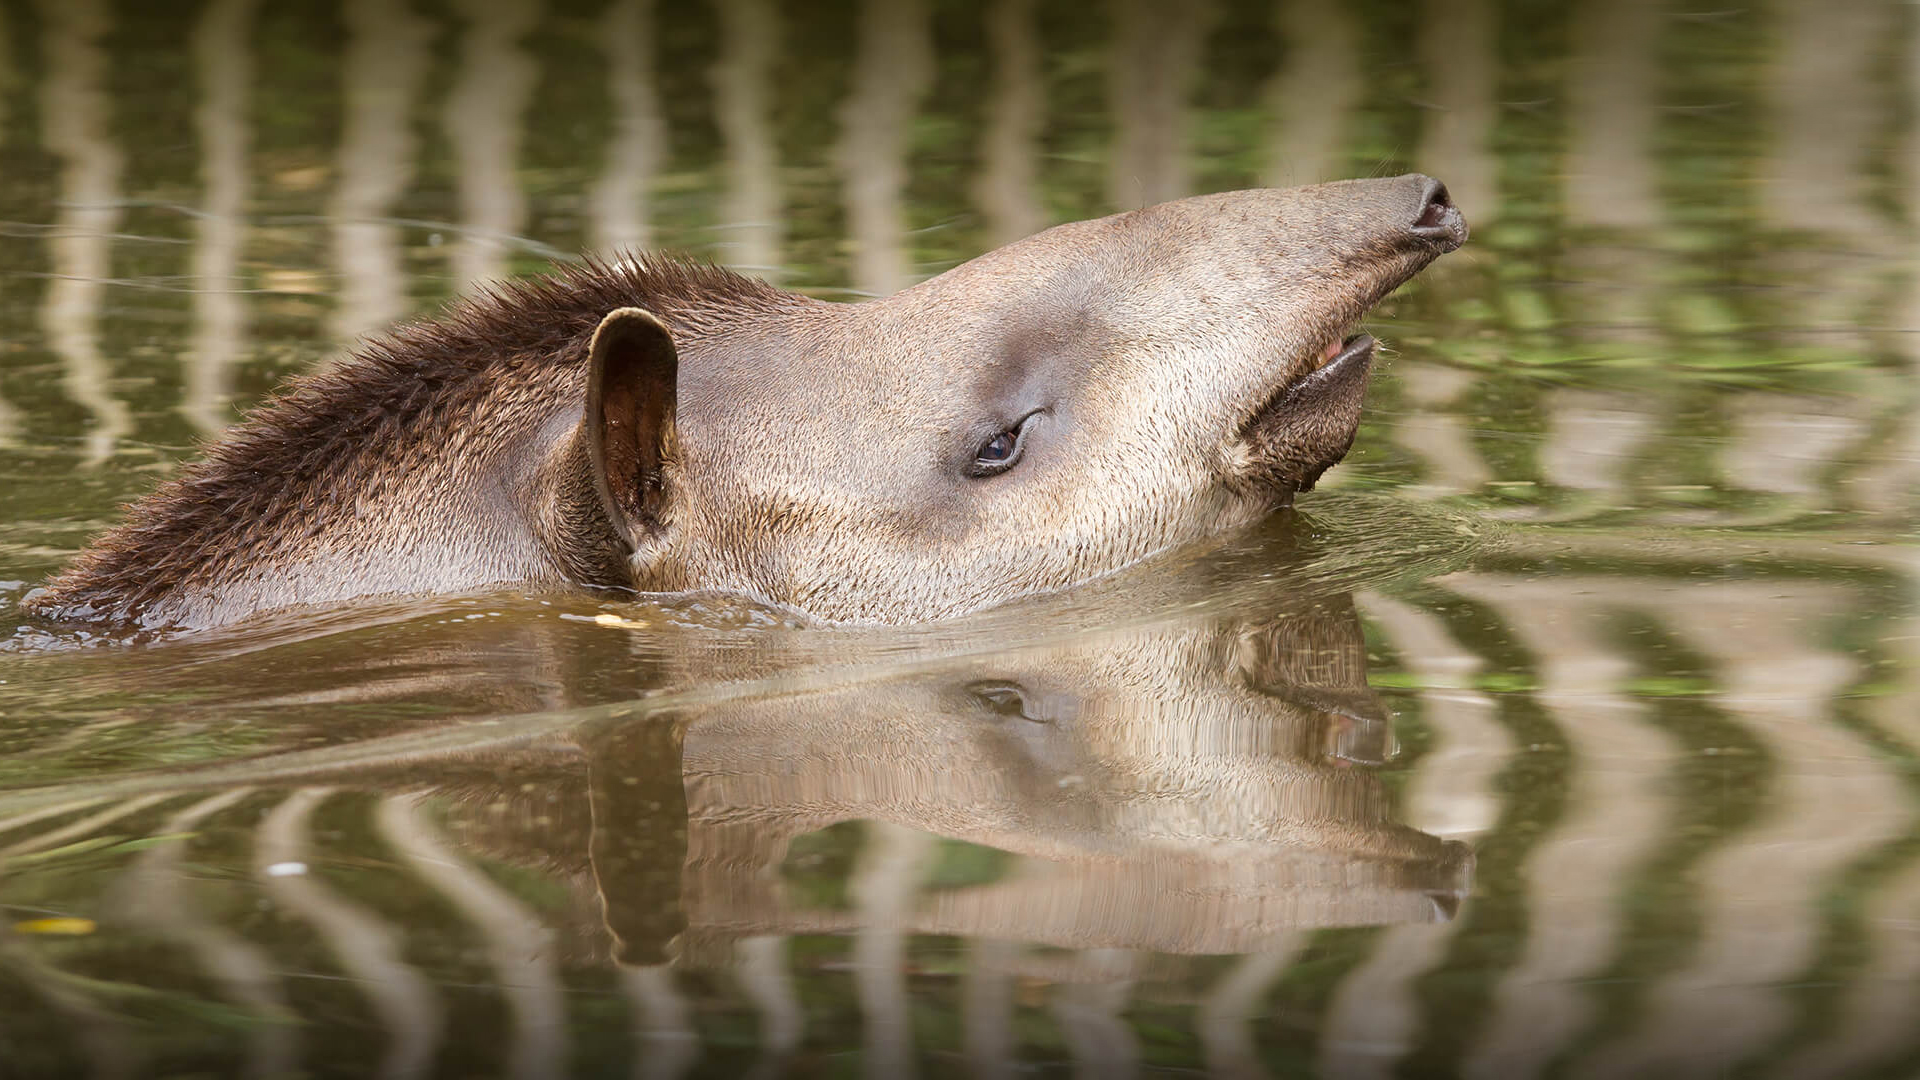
(27, 254, 793, 627)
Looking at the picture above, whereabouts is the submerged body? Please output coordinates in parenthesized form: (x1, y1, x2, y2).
(27, 175, 1465, 631)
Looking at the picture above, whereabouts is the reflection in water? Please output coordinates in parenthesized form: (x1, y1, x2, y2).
(0, 6, 16, 444)
(115, 789, 296, 1080)
(2, 546, 1914, 1073)
(0, 580, 1473, 1073)
(183, 0, 254, 435)
(1578, 582, 1900, 1079)
(331, 0, 434, 344)
(377, 793, 566, 1080)
(1762, 0, 1896, 364)
(1393, 363, 1491, 500)
(1354, 592, 1508, 841)
(1533, 390, 1657, 512)
(974, 0, 1044, 247)
(619, 961, 697, 1080)
(1264, 0, 1361, 186)
(1414, 0, 1496, 223)
(710, 0, 782, 274)
(1565, 0, 1660, 233)
(38, 0, 132, 465)
(835, 0, 931, 296)
(591, 0, 665, 254)
(1107, 0, 1212, 208)
(255, 788, 443, 1080)
(1199, 939, 1302, 1078)
(1762, 0, 1891, 244)
(1559, 0, 1665, 375)
(1720, 391, 1871, 516)
(1446, 576, 1680, 1080)
(444, 0, 540, 292)
(661, 604, 1466, 954)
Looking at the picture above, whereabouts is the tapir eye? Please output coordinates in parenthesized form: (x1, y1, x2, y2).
(967, 412, 1039, 478)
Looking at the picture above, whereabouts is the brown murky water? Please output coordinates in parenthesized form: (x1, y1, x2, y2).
(0, 0, 1914, 1076)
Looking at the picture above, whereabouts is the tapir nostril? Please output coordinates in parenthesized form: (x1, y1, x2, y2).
(1414, 181, 1452, 228)
(1407, 175, 1467, 249)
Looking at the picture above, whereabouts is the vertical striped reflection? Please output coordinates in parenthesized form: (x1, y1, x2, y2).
(1199, 939, 1305, 1080)
(331, 0, 433, 344)
(113, 789, 297, 1080)
(182, 0, 254, 436)
(620, 965, 698, 1080)
(709, 0, 782, 275)
(1849, 19, 1920, 517)
(1715, 391, 1871, 521)
(0, 3, 18, 445)
(850, 822, 934, 1080)
(1049, 951, 1141, 1080)
(1772, 554, 1920, 1079)
(1575, 583, 1906, 1079)
(254, 789, 443, 1080)
(444, 0, 541, 293)
(1263, 0, 1361, 186)
(37, 0, 132, 466)
(1391, 364, 1491, 499)
(734, 935, 804, 1074)
(973, 0, 1044, 246)
(1774, 859, 1920, 1077)
(1318, 921, 1458, 1079)
(1759, 0, 1896, 371)
(1564, 0, 1661, 234)
(1413, 0, 1495, 222)
(1356, 594, 1510, 842)
(1561, 0, 1669, 373)
(1106, 0, 1213, 209)
(1442, 577, 1682, 1080)
(836, 0, 931, 296)
(961, 937, 1018, 1080)
(1760, 0, 1892, 245)
(1530, 391, 1657, 519)
(375, 793, 566, 1080)
(591, 0, 665, 255)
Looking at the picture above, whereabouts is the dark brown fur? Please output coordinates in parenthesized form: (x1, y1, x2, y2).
(28, 258, 790, 625)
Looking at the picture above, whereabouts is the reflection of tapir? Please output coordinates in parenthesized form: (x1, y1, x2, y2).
(578, 593, 1472, 963)
(28, 176, 1465, 630)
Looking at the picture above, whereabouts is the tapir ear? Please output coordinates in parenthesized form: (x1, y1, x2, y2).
(585, 307, 679, 548)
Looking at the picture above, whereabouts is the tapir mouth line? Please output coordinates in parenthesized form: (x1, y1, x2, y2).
(1242, 332, 1373, 432)
(1298, 333, 1373, 389)
(1244, 326, 1367, 430)
(1297, 334, 1374, 393)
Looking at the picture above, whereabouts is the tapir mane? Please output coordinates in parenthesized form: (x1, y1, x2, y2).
(28, 256, 789, 627)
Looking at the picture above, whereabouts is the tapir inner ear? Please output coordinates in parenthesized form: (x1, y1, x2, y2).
(585, 307, 679, 547)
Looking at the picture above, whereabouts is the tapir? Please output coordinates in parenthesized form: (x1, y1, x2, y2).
(26, 175, 1465, 630)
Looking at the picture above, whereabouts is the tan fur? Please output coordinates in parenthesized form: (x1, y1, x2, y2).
(28, 175, 1464, 630)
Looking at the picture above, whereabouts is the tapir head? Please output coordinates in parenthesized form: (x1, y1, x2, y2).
(589, 174, 1465, 621)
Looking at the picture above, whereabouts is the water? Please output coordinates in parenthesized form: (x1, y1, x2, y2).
(0, 0, 1915, 1075)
